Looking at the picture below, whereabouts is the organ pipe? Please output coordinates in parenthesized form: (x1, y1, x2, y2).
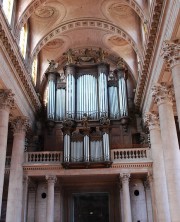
(65, 65, 76, 118)
(98, 64, 109, 117)
(103, 133, 110, 161)
(47, 73, 57, 120)
(56, 77, 66, 121)
(108, 84, 119, 119)
(84, 135, 90, 162)
(117, 69, 128, 117)
(64, 134, 70, 162)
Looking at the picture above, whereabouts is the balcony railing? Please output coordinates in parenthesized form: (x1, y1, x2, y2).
(24, 151, 63, 164)
(111, 148, 151, 162)
(5, 147, 152, 169)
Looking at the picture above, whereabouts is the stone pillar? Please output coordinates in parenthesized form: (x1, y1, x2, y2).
(146, 173, 157, 222)
(0, 89, 14, 218)
(46, 175, 57, 222)
(6, 116, 29, 222)
(120, 173, 132, 222)
(152, 83, 180, 221)
(22, 175, 29, 222)
(162, 39, 180, 126)
(144, 179, 153, 222)
(144, 112, 171, 221)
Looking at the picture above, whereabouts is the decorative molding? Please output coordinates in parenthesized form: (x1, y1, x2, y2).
(31, 18, 140, 59)
(151, 82, 174, 106)
(134, 0, 164, 108)
(0, 89, 14, 111)
(0, 12, 41, 111)
(144, 112, 160, 130)
(162, 39, 180, 69)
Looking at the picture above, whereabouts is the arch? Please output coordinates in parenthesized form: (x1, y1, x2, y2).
(31, 18, 141, 60)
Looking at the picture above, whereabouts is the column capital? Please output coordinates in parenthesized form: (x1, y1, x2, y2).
(162, 39, 180, 69)
(120, 173, 130, 183)
(152, 82, 174, 106)
(11, 116, 29, 134)
(144, 112, 160, 130)
(0, 89, 14, 111)
(46, 175, 57, 184)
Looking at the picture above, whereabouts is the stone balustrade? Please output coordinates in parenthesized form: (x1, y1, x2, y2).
(111, 148, 151, 162)
(24, 151, 63, 164)
(5, 148, 151, 169)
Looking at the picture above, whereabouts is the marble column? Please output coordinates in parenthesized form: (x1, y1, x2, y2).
(162, 39, 180, 125)
(144, 179, 153, 222)
(46, 175, 57, 222)
(120, 173, 132, 222)
(144, 112, 171, 221)
(0, 89, 14, 218)
(22, 175, 29, 222)
(6, 116, 29, 222)
(152, 83, 180, 222)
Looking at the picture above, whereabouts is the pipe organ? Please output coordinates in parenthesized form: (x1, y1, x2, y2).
(46, 63, 128, 121)
(45, 54, 129, 167)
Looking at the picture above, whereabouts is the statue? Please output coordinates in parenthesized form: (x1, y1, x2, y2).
(117, 57, 125, 69)
(64, 48, 74, 64)
(47, 60, 58, 72)
(81, 113, 89, 128)
(100, 114, 110, 125)
(98, 48, 107, 62)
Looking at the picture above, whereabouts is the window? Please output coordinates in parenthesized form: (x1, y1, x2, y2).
(2, 0, 14, 24)
(31, 57, 38, 85)
(19, 23, 28, 58)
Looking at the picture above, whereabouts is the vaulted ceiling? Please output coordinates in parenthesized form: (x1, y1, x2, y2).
(15, 0, 149, 82)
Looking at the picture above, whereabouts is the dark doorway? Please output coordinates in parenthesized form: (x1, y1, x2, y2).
(73, 193, 109, 222)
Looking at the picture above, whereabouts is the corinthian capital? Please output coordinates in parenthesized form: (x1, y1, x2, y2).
(144, 112, 160, 130)
(151, 83, 174, 106)
(120, 173, 130, 183)
(162, 39, 180, 68)
(11, 116, 29, 134)
(46, 175, 57, 184)
(0, 89, 14, 111)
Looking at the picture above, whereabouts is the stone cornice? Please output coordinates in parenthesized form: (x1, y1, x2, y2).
(0, 9, 41, 112)
(134, 0, 164, 109)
